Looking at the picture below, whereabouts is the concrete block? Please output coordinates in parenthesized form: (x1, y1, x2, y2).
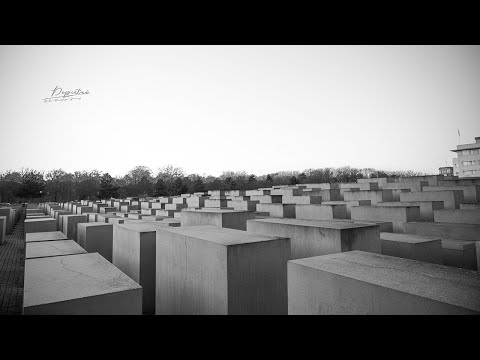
(295, 204, 348, 221)
(0, 216, 5, 245)
(282, 195, 322, 205)
(377, 201, 444, 222)
(441, 239, 477, 270)
(339, 182, 379, 191)
(112, 223, 159, 314)
(247, 218, 380, 260)
(380, 181, 429, 192)
(92, 203, 108, 213)
(204, 199, 229, 208)
(62, 215, 87, 242)
(26, 240, 87, 259)
(351, 205, 421, 233)
(321, 200, 371, 218)
(423, 185, 480, 203)
(301, 189, 342, 201)
(400, 190, 464, 209)
(460, 203, 480, 210)
(352, 220, 393, 233)
(85, 212, 99, 222)
(155, 209, 176, 217)
(25, 231, 68, 243)
(0, 208, 13, 234)
(120, 205, 139, 212)
(287, 250, 480, 314)
(226, 200, 259, 211)
(76, 206, 93, 215)
(24, 218, 57, 234)
(155, 225, 290, 315)
(151, 202, 166, 210)
(404, 222, 480, 241)
(246, 190, 271, 196)
(105, 217, 125, 225)
(181, 209, 255, 231)
(248, 195, 283, 204)
(97, 214, 121, 223)
(54, 210, 73, 231)
(100, 207, 117, 214)
(186, 196, 207, 208)
(256, 203, 296, 218)
(77, 222, 114, 262)
(343, 190, 394, 204)
(23, 253, 142, 315)
(434, 209, 480, 225)
(164, 203, 187, 211)
(380, 232, 443, 264)
(302, 183, 340, 190)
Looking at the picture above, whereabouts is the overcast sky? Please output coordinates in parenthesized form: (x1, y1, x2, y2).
(0, 45, 479, 178)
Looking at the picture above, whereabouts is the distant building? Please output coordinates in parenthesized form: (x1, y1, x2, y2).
(438, 166, 453, 176)
(451, 136, 480, 177)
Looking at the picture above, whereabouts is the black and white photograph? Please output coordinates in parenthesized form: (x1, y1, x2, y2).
(0, 45, 479, 316)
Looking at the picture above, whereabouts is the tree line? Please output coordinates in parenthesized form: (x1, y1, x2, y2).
(0, 165, 425, 203)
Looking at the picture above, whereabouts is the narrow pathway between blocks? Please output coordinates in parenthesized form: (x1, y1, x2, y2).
(0, 211, 25, 315)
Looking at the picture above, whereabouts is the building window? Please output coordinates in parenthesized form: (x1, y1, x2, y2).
(462, 150, 471, 156)
(462, 161, 475, 166)
(472, 149, 480, 155)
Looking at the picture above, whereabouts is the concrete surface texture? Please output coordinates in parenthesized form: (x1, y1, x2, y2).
(343, 189, 393, 204)
(295, 204, 348, 221)
(181, 209, 256, 231)
(62, 215, 87, 242)
(25, 231, 68, 243)
(287, 251, 480, 315)
(441, 239, 477, 271)
(246, 218, 380, 259)
(256, 203, 296, 218)
(422, 185, 480, 203)
(433, 209, 480, 225)
(26, 240, 87, 259)
(112, 223, 157, 314)
(155, 225, 290, 315)
(377, 201, 444, 222)
(404, 222, 480, 241)
(77, 222, 114, 262)
(24, 218, 57, 234)
(380, 232, 443, 264)
(400, 190, 464, 209)
(23, 253, 142, 315)
(350, 205, 421, 233)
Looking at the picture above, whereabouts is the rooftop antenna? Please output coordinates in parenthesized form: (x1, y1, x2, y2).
(458, 128, 461, 145)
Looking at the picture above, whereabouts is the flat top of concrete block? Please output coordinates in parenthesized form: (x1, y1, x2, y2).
(115, 222, 161, 233)
(380, 232, 441, 244)
(78, 222, 113, 228)
(441, 239, 475, 250)
(24, 218, 55, 223)
(157, 225, 288, 246)
(63, 214, 87, 219)
(26, 240, 87, 259)
(25, 231, 68, 243)
(290, 250, 480, 313)
(99, 214, 120, 218)
(24, 252, 142, 308)
(248, 218, 377, 230)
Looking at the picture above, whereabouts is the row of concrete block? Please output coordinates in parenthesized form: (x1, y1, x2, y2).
(24, 213, 480, 315)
